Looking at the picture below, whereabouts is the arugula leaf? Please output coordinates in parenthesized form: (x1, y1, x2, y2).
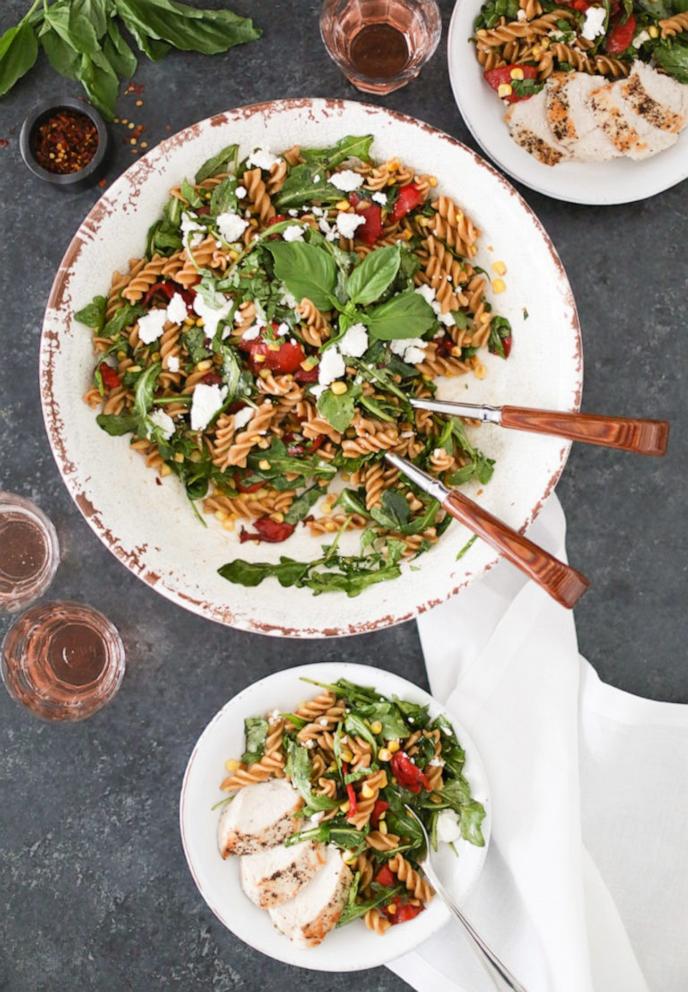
(183, 326, 211, 364)
(0, 20, 38, 98)
(653, 39, 688, 83)
(335, 488, 368, 518)
(196, 143, 239, 183)
(284, 486, 322, 526)
(393, 696, 431, 729)
(218, 557, 312, 588)
(301, 135, 374, 169)
(456, 534, 478, 561)
(241, 716, 268, 765)
(317, 387, 356, 433)
(266, 241, 337, 311)
(102, 303, 144, 339)
(370, 490, 411, 531)
(113, 0, 261, 55)
(344, 713, 378, 756)
(274, 165, 342, 210)
(75, 296, 107, 331)
(488, 315, 512, 358)
(209, 176, 238, 216)
(346, 246, 400, 307)
(430, 714, 466, 778)
(133, 363, 161, 421)
(247, 437, 337, 482)
(440, 779, 486, 847)
(285, 739, 339, 811)
(96, 413, 138, 436)
(365, 290, 436, 341)
(180, 177, 202, 208)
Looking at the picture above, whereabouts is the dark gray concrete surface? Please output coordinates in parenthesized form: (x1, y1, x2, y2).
(0, 1, 686, 989)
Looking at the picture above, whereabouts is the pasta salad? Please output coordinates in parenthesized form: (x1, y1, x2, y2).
(76, 136, 511, 596)
(217, 678, 486, 940)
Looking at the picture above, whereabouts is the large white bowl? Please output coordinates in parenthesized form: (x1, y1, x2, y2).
(179, 662, 491, 971)
(448, 0, 688, 205)
(40, 98, 581, 637)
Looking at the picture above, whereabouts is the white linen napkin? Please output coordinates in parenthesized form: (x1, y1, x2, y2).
(388, 495, 688, 992)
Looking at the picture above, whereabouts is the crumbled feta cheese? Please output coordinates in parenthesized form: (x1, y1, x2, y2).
(304, 738, 316, 749)
(312, 206, 324, 217)
(390, 337, 428, 365)
(415, 284, 437, 306)
(517, 8, 527, 19)
(248, 147, 280, 170)
(336, 211, 366, 239)
(167, 355, 180, 373)
(267, 707, 281, 724)
(318, 717, 329, 726)
(633, 29, 650, 47)
(276, 322, 289, 336)
(371, 192, 387, 206)
(288, 209, 299, 217)
(283, 224, 304, 242)
(181, 211, 204, 249)
(193, 293, 232, 340)
(439, 311, 456, 327)
(428, 756, 445, 767)
(415, 283, 455, 325)
(166, 292, 188, 325)
(216, 211, 248, 243)
(581, 5, 606, 40)
(235, 185, 247, 199)
(148, 408, 175, 440)
(137, 308, 167, 344)
(313, 174, 321, 183)
(241, 324, 262, 342)
(436, 809, 462, 844)
(280, 289, 299, 309)
(318, 217, 337, 241)
(338, 322, 368, 358)
(310, 812, 325, 826)
(233, 407, 254, 430)
(318, 346, 346, 386)
(329, 169, 363, 192)
(309, 384, 327, 399)
(190, 383, 226, 431)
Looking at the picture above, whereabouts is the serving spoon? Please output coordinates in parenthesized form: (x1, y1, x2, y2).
(404, 805, 528, 992)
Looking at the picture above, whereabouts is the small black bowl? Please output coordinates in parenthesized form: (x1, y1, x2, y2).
(20, 97, 109, 191)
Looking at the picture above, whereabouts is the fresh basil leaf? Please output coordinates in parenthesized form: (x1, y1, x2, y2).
(0, 20, 38, 97)
(40, 25, 80, 80)
(196, 143, 239, 183)
(301, 135, 374, 169)
(70, 0, 109, 42)
(317, 387, 356, 433)
(96, 413, 138, 436)
(284, 486, 321, 526)
(133, 363, 161, 420)
(266, 241, 337, 311)
(653, 39, 688, 83)
(346, 245, 400, 307)
(113, 3, 172, 60)
(77, 50, 120, 118)
(274, 164, 342, 210)
(241, 716, 268, 765)
(103, 18, 138, 78)
(365, 290, 436, 341)
(75, 296, 107, 331)
(43, 1, 99, 56)
(113, 0, 261, 56)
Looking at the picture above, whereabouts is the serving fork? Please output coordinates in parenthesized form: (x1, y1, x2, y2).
(404, 805, 528, 992)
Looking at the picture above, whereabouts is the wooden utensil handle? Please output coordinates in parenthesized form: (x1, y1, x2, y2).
(444, 491, 590, 609)
(500, 406, 669, 456)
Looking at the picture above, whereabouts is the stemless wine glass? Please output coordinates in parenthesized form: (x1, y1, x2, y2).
(0, 492, 60, 613)
(1, 601, 126, 721)
(320, 0, 442, 94)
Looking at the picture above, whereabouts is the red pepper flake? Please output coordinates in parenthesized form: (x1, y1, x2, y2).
(0, 138, 9, 149)
(97, 178, 107, 189)
(33, 110, 98, 175)
(125, 82, 145, 96)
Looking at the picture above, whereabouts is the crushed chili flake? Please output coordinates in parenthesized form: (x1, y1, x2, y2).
(34, 110, 98, 175)
(125, 82, 145, 96)
(0, 138, 9, 149)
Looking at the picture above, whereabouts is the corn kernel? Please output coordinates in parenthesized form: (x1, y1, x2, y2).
(117, 349, 127, 359)
(491, 260, 507, 276)
(330, 381, 348, 395)
(196, 359, 212, 371)
(648, 24, 659, 36)
(270, 512, 284, 523)
(540, 36, 550, 48)
(340, 747, 354, 762)
(497, 83, 513, 98)
(267, 342, 281, 351)
(184, 317, 194, 327)
(174, 452, 185, 463)
(388, 740, 400, 754)
(450, 345, 462, 357)
(510, 67, 525, 80)
(429, 176, 438, 187)
(531, 45, 542, 58)
(222, 518, 235, 531)
(259, 459, 271, 470)
(386, 903, 397, 915)
(253, 353, 266, 363)
(189, 450, 202, 463)
(301, 356, 319, 370)
(431, 793, 443, 804)
(379, 819, 389, 835)
(196, 318, 205, 327)
(257, 438, 270, 449)
(361, 784, 375, 799)
(160, 465, 172, 477)
(342, 849, 358, 865)
(491, 278, 506, 294)
(215, 511, 227, 522)
(378, 748, 392, 762)
(339, 801, 350, 813)
(370, 721, 383, 735)
(225, 758, 241, 772)
(324, 521, 337, 532)
(379, 772, 388, 788)
(336, 199, 350, 211)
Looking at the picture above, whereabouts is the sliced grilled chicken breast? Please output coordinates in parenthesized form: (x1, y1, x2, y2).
(589, 80, 678, 159)
(623, 61, 688, 132)
(240, 841, 327, 909)
(218, 779, 303, 858)
(269, 845, 352, 947)
(505, 89, 570, 166)
(547, 73, 620, 160)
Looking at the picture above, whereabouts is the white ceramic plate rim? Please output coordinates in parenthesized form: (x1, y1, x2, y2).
(448, 1, 688, 205)
(179, 662, 491, 972)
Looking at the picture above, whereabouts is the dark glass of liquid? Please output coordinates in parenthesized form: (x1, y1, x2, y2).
(1, 602, 125, 721)
(320, 0, 441, 94)
(0, 492, 60, 613)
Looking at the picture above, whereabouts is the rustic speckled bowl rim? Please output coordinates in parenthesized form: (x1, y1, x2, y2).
(40, 98, 583, 637)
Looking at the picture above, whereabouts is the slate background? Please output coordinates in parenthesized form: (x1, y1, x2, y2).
(0, 1, 686, 989)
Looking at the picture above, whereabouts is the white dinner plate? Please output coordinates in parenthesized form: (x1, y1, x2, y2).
(448, 1, 688, 204)
(41, 98, 581, 636)
(179, 662, 491, 972)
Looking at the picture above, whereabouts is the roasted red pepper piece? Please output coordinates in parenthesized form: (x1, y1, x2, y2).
(370, 799, 390, 829)
(392, 902, 424, 924)
(606, 13, 636, 54)
(390, 751, 430, 794)
(294, 364, 319, 383)
(234, 470, 264, 494)
(201, 371, 223, 386)
(269, 213, 287, 238)
(390, 183, 423, 223)
(141, 279, 195, 310)
(483, 64, 539, 103)
(502, 335, 513, 358)
(99, 364, 121, 389)
(239, 516, 296, 544)
(348, 193, 383, 245)
(374, 864, 396, 888)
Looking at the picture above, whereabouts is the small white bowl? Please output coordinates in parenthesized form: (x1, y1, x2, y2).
(179, 662, 491, 972)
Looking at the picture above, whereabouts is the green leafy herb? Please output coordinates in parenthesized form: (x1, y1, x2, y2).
(653, 39, 688, 83)
(266, 241, 337, 311)
(75, 295, 106, 331)
(240, 716, 268, 765)
(283, 485, 321, 526)
(300, 134, 374, 169)
(274, 165, 342, 210)
(456, 534, 478, 561)
(346, 245, 400, 307)
(511, 77, 545, 99)
(488, 315, 512, 358)
(285, 739, 339, 811)
(365, 290, 436, 341)
(209, 175, 238, 216)
(195, 142, 238, 183)
(317, 387, 357, 433)
(370, 489, 411, 530)
(0, 16, 39, 97)
(95, 412, 138, 436)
